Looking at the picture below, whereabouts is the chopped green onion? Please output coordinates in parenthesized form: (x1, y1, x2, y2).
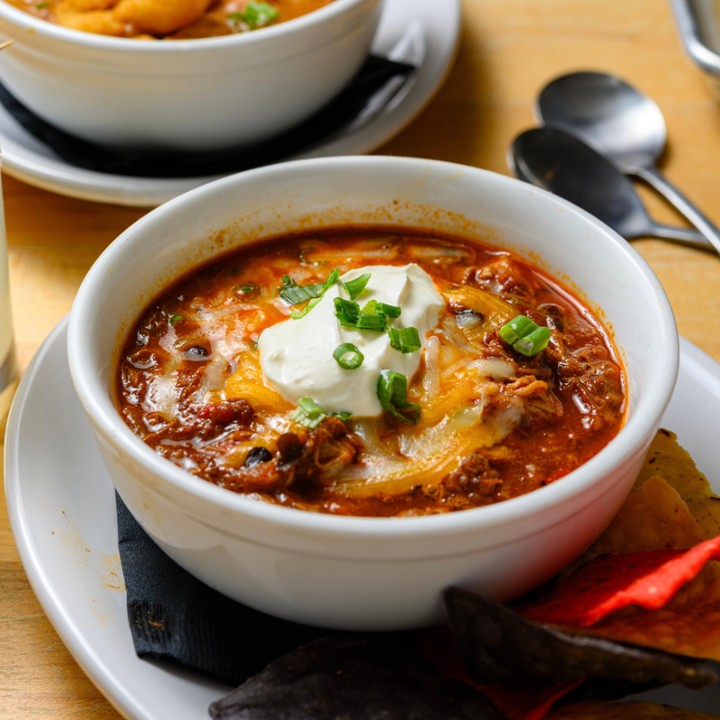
(316, 267, 339, 292)
(333, 343, 364, 370)
(334, 297, 401, 331)
(387, 326, 421, 353)
(169, 313, 183, 326)
(499, 314, 551, 357)
(343, 273, 371, 300)
(229, 2, 279, 30)
(364, 299, 401, 318)
(376, 370, 421, 424)
(291, 397, 326, 428)
(279, 269, 339, 319)
(334, 297, 361, 326)
(355, 312, 388, 331)
(291, 397, 351, 428)
(498, 314, 535, 344)
(235, 283, 258, 296)
(514, 328, 552, 356)
(298, 396, 323, 414)
(279, 276, 322, 305)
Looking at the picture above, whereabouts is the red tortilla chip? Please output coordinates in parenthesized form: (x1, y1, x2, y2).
(478, 681, 583, 720)
(574, 560, 720, 661)
(520, 536, 720, 627)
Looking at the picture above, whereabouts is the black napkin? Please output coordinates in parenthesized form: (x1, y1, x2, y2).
(0, 55, 415, 179)
(115, 494, 328, 687)
(115, 495, 507, 719)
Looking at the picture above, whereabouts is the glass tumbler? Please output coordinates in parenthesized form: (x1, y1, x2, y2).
(0, 156, 16, 428)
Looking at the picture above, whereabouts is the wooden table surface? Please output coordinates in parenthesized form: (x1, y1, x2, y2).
(3, 1, 720, 717)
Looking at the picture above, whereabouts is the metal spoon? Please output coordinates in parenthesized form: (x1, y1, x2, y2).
(536, 70, 720, 251)
(508, 126, 712, 251)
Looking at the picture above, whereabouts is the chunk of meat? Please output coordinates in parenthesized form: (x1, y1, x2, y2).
(222, 417, 364, 494)
(503, 375, 563, 429)
(465, 256, 538, 306)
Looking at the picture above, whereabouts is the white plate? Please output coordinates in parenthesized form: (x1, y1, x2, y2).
(5, 320, 720, 719)
(0, 0, 460, 208)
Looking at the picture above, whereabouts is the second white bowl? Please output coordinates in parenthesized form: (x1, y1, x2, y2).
(0, 0, 383, 151)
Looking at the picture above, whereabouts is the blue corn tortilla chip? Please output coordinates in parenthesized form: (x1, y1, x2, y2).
(208, 634, 505, 720)
(444, 587, 718, 689)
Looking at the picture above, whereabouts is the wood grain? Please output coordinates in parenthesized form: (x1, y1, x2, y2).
(2, 1, 720, 717)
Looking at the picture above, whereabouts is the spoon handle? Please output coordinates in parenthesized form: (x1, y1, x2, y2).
(645, 221, 715, 252)
(633, 166, 720, 255)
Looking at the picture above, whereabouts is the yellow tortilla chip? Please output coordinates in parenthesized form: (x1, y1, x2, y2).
(585, 474, 706, 558)
(636, 429, 720, 538)
(571, 430, 720, 569)
(548, 700, 720, 719)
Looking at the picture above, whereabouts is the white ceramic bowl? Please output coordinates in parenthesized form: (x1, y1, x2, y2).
(0, 0, 382, 151)
(67, 156, 679, 631)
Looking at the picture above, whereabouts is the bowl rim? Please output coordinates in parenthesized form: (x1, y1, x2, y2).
(67, 155, 679, 540)
(0, 0, 374, 53)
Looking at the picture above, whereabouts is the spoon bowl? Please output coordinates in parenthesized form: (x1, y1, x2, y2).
(509, 127, 711, 251)
(536, 71, 666, 173)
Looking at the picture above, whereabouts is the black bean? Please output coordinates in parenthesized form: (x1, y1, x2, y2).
(245, 446, 273, 468)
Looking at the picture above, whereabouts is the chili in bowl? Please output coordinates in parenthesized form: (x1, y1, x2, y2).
(67, 155, 678, 630)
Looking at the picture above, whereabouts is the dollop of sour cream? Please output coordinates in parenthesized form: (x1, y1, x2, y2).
(258, 264, 444, 417)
